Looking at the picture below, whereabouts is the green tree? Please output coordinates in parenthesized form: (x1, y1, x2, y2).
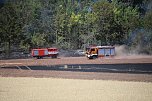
(0, 3, 22, 56)
(31, 33, 46, 48)
(142, 11, 152, 53)
(144, 11, 152, 30)
(93, 1, 115, 45)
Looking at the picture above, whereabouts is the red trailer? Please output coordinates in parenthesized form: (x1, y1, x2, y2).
(31, 48, 58, 59)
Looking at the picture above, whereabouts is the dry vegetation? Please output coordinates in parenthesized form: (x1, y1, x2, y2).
(0, 77, 152, 101)
(0, 56, 152, 101)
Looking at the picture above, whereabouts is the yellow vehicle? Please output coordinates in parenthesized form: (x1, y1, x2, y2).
(86, 46, 115, 59)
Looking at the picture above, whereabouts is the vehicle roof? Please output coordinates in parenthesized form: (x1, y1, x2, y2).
(97, 46, 115, 48)
(32, 48, 58, 50)
(87, 46, 115, 49)
(48, 48, 57, 49)
(32, 48, 48, 50)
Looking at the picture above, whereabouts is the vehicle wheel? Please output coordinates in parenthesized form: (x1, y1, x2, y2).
(92, 55, 97, 59)
(37, 56, 43, 59)
(52, 55, 57, 58)
(88, 56, 93, 59)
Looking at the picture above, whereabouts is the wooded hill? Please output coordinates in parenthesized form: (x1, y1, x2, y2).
(0, 0, 152, 57)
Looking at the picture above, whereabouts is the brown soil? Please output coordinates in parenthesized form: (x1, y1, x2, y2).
(0, 56, 152, 82)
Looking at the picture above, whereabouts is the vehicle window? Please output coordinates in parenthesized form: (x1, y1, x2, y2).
(91, 49, 95, 51)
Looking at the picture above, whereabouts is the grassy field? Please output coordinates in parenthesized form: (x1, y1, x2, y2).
(0, 77, 152, 101)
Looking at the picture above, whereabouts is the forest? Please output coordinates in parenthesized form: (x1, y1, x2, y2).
(0, 0, 152, 57)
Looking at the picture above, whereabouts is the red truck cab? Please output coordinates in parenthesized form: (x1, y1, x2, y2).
(31, 48, 58, 59)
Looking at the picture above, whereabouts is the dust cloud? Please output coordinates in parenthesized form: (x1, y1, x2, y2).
(115, 45, 151, 59)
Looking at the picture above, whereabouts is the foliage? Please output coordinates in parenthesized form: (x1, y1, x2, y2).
(0, 0, 152, 55)
(113, 5, 140, 44)
(144, 11, 152, 30)
(31, 33, 46, 48)
(93, 1, 115, 45)
(0, 2, 23, 56)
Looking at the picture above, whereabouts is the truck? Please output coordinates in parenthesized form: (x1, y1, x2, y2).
(86, 46, 115, 59)
(31, 48, 58, 59)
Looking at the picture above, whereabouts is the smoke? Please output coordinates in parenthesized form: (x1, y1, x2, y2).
(115, 45, 129, 56)
(115, 45, 148, 56)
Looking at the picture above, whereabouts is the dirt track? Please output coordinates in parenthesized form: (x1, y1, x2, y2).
(1, 56, 152, 66)
(0, 56, 152, 82)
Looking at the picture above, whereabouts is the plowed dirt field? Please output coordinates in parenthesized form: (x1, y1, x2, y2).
(0, 56, 152, 82)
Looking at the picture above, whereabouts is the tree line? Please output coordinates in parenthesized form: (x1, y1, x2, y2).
(0, 0, 152, 56)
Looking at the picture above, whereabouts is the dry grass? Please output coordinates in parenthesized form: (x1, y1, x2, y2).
(0, 77, 152, 101)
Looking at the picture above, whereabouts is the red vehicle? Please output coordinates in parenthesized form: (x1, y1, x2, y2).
(31, 48, 58, 59)
(86, 46, 115, 59)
